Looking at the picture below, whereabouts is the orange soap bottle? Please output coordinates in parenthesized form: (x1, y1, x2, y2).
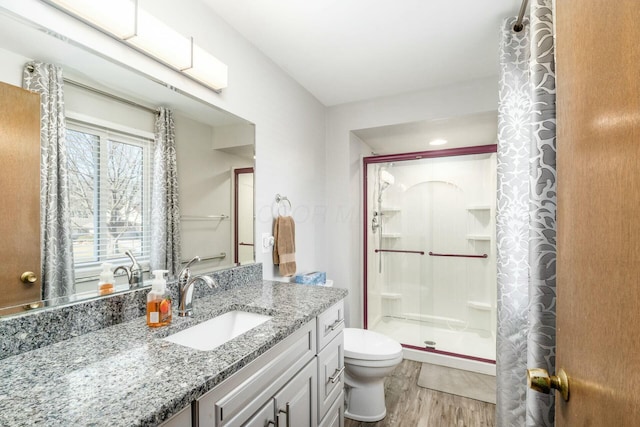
(147, 270, 172, 327)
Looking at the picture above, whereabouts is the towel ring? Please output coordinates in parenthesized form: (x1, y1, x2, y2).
(275, 194, 292, 216)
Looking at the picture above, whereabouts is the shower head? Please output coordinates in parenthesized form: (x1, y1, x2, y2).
(380, 170, 395, 192)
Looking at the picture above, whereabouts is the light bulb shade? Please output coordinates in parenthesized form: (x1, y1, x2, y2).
(127, 10, 192, 70)
(183, 44, 228, 90)
(49, 0, 136, 39)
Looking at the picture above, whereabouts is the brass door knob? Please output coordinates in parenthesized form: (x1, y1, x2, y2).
(21, 271, 37, 284)
(527, 368, 570, 401)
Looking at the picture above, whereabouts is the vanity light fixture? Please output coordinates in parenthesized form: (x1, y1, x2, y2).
(126, 9, 193, 70)
(47, 0, 136, 38)
(182, 43, 228, 91)
(47, 0, 228, 91)
(429, 138, 448, 146)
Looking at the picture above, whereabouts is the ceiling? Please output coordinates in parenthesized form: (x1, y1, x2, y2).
(200, 0, 523, 107)
(353, 111, 498, 155)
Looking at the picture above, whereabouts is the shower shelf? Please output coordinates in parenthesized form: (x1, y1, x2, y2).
(467, 301, 492, 311)
(381, 292, 402, 300)
(466, 234, 491, 241)
(381, 207, 401, 213)
(381, 233, 401, 239)
(467, 205, 491, 211)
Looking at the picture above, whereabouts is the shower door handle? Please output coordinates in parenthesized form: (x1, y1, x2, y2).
(527, 368, 570, 401)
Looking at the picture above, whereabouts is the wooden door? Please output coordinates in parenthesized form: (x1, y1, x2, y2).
(0, 81, 41, 312)
(556, 0, 640, 424)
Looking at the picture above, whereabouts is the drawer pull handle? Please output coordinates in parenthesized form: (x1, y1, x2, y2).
(328, 366, 345, 384)
(278, 403, 291, 427)
(324, 318, 344, 334)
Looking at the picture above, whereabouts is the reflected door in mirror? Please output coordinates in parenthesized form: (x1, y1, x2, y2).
(235, 167, 254, 264)
(0, 81, 42, 312)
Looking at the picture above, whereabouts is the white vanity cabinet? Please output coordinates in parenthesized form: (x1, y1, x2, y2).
(316, 301, 345, 427)
(242, 359, 317, 427)
(195, 299, 345, 427)
(160, 405, 192, 427)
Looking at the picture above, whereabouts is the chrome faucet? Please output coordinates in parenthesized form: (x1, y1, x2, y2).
(178, 256, 216, 317)
(114, 250, 143, 288)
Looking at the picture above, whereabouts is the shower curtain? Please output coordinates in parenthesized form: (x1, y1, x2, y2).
(496, 1, 557, 426)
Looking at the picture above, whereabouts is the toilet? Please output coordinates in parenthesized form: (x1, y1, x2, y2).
(343, 328, 403, 422)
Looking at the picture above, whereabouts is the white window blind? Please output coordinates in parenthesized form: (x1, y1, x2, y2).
(66, 120, 152, 271)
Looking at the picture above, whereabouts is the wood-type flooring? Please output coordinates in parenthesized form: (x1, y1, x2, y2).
(344, 360, 496, 427)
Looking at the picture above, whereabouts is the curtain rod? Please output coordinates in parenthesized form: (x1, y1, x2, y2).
(513, 0, 529, 32)
(63, 78, 158, 114)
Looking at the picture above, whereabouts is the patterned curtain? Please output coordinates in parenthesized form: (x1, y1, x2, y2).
(23, 62, 76, 300)
(526, 0, 557, 425)
(496, 17, 531, 426)
(150, 107, 182, 278)
(497, 1, 557, 426)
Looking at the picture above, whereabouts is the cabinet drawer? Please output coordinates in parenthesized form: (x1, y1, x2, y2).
(317, 300, 344, 350)
(197, 320, 316, 427)
(319, 391, 344, 427)
(317, 332, 344, 423)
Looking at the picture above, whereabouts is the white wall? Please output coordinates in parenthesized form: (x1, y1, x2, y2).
(326, 77, 499, 327)
(0, 0, 327, 280)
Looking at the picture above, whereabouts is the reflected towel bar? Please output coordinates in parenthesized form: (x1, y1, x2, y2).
(375, 249, 425, 255)
(181, 253, 226, 263)
(182, 214, 229, 220)
(428, 251, 488, 259)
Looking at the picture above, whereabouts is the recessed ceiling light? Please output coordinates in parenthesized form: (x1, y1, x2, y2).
(429, 139, 448, 146)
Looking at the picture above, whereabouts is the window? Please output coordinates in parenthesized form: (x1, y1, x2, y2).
(66, 120, 152, 273)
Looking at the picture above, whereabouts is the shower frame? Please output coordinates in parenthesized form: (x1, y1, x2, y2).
(363, 144, 497, 364)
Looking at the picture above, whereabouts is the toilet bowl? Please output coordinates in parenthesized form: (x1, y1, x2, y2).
(343, 328, 403, 422)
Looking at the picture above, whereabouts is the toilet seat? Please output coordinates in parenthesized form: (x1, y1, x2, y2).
(344, 328, 403, 361)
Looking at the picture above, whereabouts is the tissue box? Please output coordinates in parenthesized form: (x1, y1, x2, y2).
(294, 271, 326, 285)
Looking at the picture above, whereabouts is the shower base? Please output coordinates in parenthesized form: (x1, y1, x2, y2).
(370, 316, 495, 375)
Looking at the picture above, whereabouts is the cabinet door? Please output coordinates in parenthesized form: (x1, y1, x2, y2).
(317, 333, 344, 423)
(159, 405, 192, 427)
(319, 392, 344, 427)
(274, 359, 318, 427)
(242, 401, 276, 427)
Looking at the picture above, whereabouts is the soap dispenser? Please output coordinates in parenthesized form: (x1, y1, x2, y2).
(98, 263, 115, 296)
(147, 270, 172, 327)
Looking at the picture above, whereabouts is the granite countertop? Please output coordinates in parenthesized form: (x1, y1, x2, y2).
(0, 281, 347, 427)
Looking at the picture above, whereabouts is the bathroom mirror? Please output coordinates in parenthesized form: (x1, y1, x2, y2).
(0, 8, 255, 316)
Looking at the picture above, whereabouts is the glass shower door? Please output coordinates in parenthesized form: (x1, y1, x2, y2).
(365, 150, 496, 363)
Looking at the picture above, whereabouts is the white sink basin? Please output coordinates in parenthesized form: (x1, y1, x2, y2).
(163, 310, 272, 351)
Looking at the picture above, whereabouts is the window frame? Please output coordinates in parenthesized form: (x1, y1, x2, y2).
(65, 115, 154, 280)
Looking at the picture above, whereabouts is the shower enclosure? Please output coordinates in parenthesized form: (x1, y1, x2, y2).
(364, 146, 497, 364)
